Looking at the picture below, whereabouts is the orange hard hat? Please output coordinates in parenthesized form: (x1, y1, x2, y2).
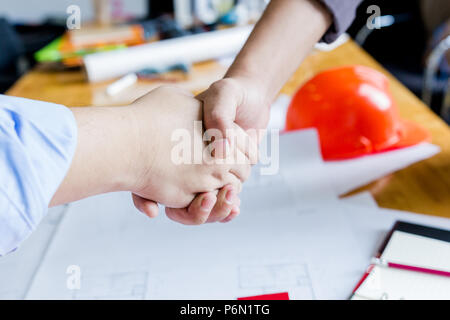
(285, 65, 430, 160)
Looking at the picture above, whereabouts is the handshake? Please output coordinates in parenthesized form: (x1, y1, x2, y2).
(130, 85, 259, 225)
(53, 77, 271, 225)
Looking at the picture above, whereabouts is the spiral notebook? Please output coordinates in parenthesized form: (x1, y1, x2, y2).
(351, 221, 450, 300)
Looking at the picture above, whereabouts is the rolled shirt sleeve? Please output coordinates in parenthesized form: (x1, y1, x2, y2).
(0, 95, 77, 255)
(319, 0, 363, 43)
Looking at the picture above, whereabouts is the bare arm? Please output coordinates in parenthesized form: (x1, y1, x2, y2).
(199, 0, 332, 136)
(51, 86, 248, 225)
(50, 106, 140, 206)
(227, 0, 332, 102)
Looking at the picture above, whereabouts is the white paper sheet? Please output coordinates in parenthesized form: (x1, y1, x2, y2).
(0, 205, 68, 299)
(25, 131, 365, 300)
(339, 203, 450, 261)
(25, 192, 368, 300)
(261, 130, 337, 209)
(16, 130, 448, 300)
(341, 191, 378, 209)
(325, 143, 441, 195)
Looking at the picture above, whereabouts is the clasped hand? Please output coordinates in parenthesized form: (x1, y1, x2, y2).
(130, 84, 264, 225)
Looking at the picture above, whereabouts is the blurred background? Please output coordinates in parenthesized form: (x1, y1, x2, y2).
(0, 0, 449, 122)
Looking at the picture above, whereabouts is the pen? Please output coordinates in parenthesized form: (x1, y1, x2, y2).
(371, 257, 450, 278)
(106, 73, 138, 96)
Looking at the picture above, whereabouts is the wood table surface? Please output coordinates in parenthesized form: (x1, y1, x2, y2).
(7, 40, 450, 217)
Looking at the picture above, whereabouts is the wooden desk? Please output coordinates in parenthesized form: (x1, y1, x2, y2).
(7, 40, 450, 217)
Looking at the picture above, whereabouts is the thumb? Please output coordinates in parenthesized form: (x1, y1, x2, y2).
(202, 100, 236, 142)
(197, 80, 242, 142)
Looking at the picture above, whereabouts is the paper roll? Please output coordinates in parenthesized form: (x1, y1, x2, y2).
(83, 26, 253, 83)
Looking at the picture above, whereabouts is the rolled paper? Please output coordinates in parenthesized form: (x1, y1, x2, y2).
(83, 25, 253, 83)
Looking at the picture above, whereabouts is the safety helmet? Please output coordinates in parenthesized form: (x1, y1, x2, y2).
(285, 65, 430, 160)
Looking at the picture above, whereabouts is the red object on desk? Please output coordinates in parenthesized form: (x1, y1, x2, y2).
(238, 292, 290, 300)
(285, 65, 430, 160)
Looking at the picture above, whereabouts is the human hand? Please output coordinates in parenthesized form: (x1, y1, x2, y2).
(158, 76, 271, 225)
(134, 186, 242, 225)
(129, 86, 255, 224)
(198, 76, 272, 143)
(162, 76, 270, 224)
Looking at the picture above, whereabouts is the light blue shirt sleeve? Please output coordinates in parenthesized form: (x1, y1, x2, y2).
(0, 95, 77, 255)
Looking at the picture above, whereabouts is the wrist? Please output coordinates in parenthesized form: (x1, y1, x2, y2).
(111, 106, 149, 193)
(111, 105, 157, 194)
(125, 103, 161, 195)
(88, 106, 141, 193)
(51, 106, 138, 205)
(224, 0, 332, 105)
(226, 61, 269, 90)
(225, 61, 281, 107)
(221, 74, 273, 111)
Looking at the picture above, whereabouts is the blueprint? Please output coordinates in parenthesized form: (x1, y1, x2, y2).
(6, 128, 445, 300)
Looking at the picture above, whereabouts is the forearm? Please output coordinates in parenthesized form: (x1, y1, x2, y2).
(226, 0, 332, 101)
(50, 106, 140, 206)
